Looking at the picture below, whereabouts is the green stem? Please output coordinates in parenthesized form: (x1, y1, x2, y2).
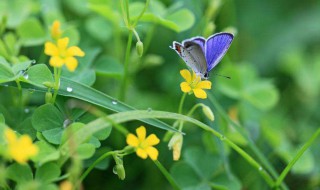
(178, 93, 187, 114)
(187, 103, 204, 116)
(132, 0, 150, 27)
(125, 0, 130, 25)
(274, 128, 320, 187)
(193, 116, 274, 187)
(209, 94, 288, 189)
(80, 151, 115, 181)
(119, 32, 133, 101)
(177, 93, 187, 131)
(51, 67, 61, 104)
(154, 160, 180, 190)
(132, 28, 141, 42)
(120, 0, 129, 27)
(89, 107, 129, 135)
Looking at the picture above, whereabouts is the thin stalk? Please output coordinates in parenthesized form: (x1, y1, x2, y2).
(209, 94, 288, 190)
(119, 32, 133, 101)
(132, 28, 141, 42)
(193, 116, 274, 187)
(274, 128, 320, 187)
(178, 93, 187, 114)
(51, 67, 61, 104)
(120, 0, 129, 27)
(125, 0, 130, 25)
(177, 93, 187, 131)
(187, 103, 204, 116)
(154, 160, 180, 190)
(132, 0, 150, 27)
(80, 151, 115, 181)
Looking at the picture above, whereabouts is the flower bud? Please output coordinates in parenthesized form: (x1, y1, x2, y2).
(168, 133, 183, 161)
(115, 164, 126, 180)
(45, 92, 52, 103)
(136, 41, 143, 57)
(202, 105, 214, 121)
(51, 20, 62, 40)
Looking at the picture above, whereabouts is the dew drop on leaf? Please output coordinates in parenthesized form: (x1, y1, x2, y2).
(66, 87, 73, 92)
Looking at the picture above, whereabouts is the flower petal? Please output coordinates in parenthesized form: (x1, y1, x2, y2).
(5, 128, 17, 143)
(192, 72, 201, 83)
(180, 69, 191, 83)
(44, 42, 59, 56)
(126, 133, 139, 147)
(145, 134, 160, 146)
(196, 80, 212, 89)
(65, 57, 78, 72)
(57, 37, 69, 50)
(180, 82, 191, 93)
(49, 56, 64, 67)
(136, 148, 148, 159)
(193, 88, 207, 99)
(67, 46, 85, 57)
(136, 126, 146, 141)
(146, 146, 159, 160)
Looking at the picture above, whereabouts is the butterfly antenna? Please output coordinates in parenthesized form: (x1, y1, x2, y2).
(212, 73, 231, 79)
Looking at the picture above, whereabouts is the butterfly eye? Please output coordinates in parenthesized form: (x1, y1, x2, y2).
(204, 72, 209, 79)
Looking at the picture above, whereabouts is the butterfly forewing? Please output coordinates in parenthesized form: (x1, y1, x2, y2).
(171, 41, 206, 77)
(205, 33, 233, 71)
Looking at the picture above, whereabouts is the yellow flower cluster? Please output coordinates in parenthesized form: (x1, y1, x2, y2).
(126, 126, 160, 160)
(44, 20, 85, 72)
(180, 69, 212, 99)
(4, 128, 38, 164)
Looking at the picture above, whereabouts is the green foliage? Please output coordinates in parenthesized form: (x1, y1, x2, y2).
(0, 0, 319, 190)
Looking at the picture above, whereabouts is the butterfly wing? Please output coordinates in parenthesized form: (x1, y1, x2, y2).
(205, 33, 234, 72)
(171, 37, 207, 78)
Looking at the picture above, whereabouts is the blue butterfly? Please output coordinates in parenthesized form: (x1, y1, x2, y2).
(170, 32, 234, 79)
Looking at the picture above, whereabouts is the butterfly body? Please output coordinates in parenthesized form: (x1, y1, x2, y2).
(170, 32, 234, 79)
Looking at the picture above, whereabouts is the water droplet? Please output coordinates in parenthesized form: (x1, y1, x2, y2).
(24, 108, 30, 113)
(66, 87, 73, 92)
(259, 166, 263, 171)
(112, 166, 118, 174)
(23, 73, 29, 80)
(220, 135, 225, 140)
(31, 60, 36, 64)
(63, 119, 72, 128)
(147, 108, 152, 112)
(112, 100, 118, 105)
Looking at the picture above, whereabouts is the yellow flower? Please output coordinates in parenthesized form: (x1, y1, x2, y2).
(180, 69, 212, 99)
(4, 128, 38, 164)
(51, 20, 62, 40)
(44, 37, 85, 72)
(126, 126, 160, 160)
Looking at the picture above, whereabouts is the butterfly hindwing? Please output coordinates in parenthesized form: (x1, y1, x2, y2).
(205, 33, 234, 71)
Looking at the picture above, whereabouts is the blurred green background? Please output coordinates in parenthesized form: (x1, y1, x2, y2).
(0, 0, 320, 189)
